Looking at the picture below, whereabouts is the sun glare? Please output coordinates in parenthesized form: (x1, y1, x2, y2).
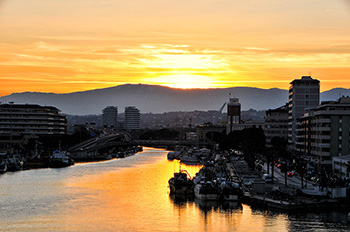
(149, 75, 215, 89)
(139, 45, 229, 89)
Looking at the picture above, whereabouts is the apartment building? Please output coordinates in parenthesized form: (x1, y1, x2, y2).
(296, 97, 350, 170)
(102, 106, 118, 129)
(0, 103, 66, 151)
(264, 104, 289, 147)
(124, 106, 140, 130)
(288, 76, 320, 148)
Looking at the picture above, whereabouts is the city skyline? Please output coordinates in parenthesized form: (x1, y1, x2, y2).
(1, 0, 350, 97)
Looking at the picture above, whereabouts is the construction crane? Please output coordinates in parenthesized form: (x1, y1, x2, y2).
(212, 102, 227, 125)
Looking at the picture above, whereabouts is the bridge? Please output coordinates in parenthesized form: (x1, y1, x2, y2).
(135, 140, 212, 149)
(67, 133, 213, 160)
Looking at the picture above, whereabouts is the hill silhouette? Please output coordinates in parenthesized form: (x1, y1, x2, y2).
(1, 84, 349, 115)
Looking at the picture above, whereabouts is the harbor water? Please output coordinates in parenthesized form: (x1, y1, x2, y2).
(0, 147, 349, 232)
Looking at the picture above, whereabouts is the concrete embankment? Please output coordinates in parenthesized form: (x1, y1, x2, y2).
(226, 158, 350, 212)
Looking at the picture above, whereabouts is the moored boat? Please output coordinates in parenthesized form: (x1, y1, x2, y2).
(7, 156, 23, 171)
(0, 159, 7, 173)
(50, 150, 74, 168)
(220, 181, 241, 201)
(180, 154, 199, 165)
(169, 170, 193, 195)
(167, 152, 175, 160)
(194, 181, 220, 200)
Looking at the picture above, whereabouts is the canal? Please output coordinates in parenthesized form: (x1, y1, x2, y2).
(0, 147, 349, 231)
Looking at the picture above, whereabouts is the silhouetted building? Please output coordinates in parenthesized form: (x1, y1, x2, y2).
(288, 76, 320, 149)
(196, 123, 226, 141)
(125, 106, 140, 130)
(227, 98, 241, 133)
(0, 103, 66, 151)
(102, 106, 118, 130)
(265, 104, 289, 147)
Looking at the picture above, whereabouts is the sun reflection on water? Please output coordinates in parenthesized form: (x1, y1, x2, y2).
(0, 147, 336, 231)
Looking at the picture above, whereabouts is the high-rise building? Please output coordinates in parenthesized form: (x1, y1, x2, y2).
(227, 98, 241, 133)
(102, 106, 118, 129)
(124, 106, 140, 130)
(288, 76, 320, 148)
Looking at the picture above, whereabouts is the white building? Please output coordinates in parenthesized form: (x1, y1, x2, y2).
(102, 106, 118, 130)
(124, 106, 140, 130)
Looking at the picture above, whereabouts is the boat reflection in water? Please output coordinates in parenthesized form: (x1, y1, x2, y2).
(194, 198, 243, 212)
(169, 194, 243, 213)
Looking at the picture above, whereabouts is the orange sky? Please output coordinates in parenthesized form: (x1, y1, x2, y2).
(1, 0, 350, 97)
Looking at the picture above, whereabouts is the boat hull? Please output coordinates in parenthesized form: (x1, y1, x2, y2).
(194, 184, 219, 200)
(168, 172, 194, 195)
(223, 194, 239, 201)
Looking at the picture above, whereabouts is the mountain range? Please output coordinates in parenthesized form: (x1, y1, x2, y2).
(1, 84, 350, 115)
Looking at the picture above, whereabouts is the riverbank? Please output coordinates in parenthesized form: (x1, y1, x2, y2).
(168, 148, 350, 212)
(0, 146, 142, 173)
(226, 154, 350, 212)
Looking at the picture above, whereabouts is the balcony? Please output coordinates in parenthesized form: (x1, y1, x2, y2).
(312, 118, 331, 124)
(311, 127, 331, 132)
(311, 143, 330, 148)
(311, 135, 331, 140)
(311, 151, 330, 157)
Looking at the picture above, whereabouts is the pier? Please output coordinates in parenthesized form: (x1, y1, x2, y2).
(168, 148, 350, 212)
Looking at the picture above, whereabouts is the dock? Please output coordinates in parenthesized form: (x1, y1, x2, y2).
(226, 156, 349, 211)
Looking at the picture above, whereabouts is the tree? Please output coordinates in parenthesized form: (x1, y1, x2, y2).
(280, 163, 291, 186)
(237, 128, 266, 168)
(270, 136, 289, 184)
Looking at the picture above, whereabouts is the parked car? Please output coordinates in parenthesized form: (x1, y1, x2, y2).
(262, 174, 273, 183)
(311, 176, 320, 183)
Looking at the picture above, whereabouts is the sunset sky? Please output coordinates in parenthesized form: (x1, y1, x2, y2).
(1, 0, 350, 96)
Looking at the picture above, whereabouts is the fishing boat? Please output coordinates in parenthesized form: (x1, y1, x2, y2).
(0, 159, 7, 173)
(194, 181, 220, 200)
(50, 150, 74, 168)
(7, 156, 23, 171)
(0, 153, 7, 173)
(220, 181, 241, 201)
(180, 154, 199, 165)
(168, 169, 193, 195)
(167, 152, 175, 160)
